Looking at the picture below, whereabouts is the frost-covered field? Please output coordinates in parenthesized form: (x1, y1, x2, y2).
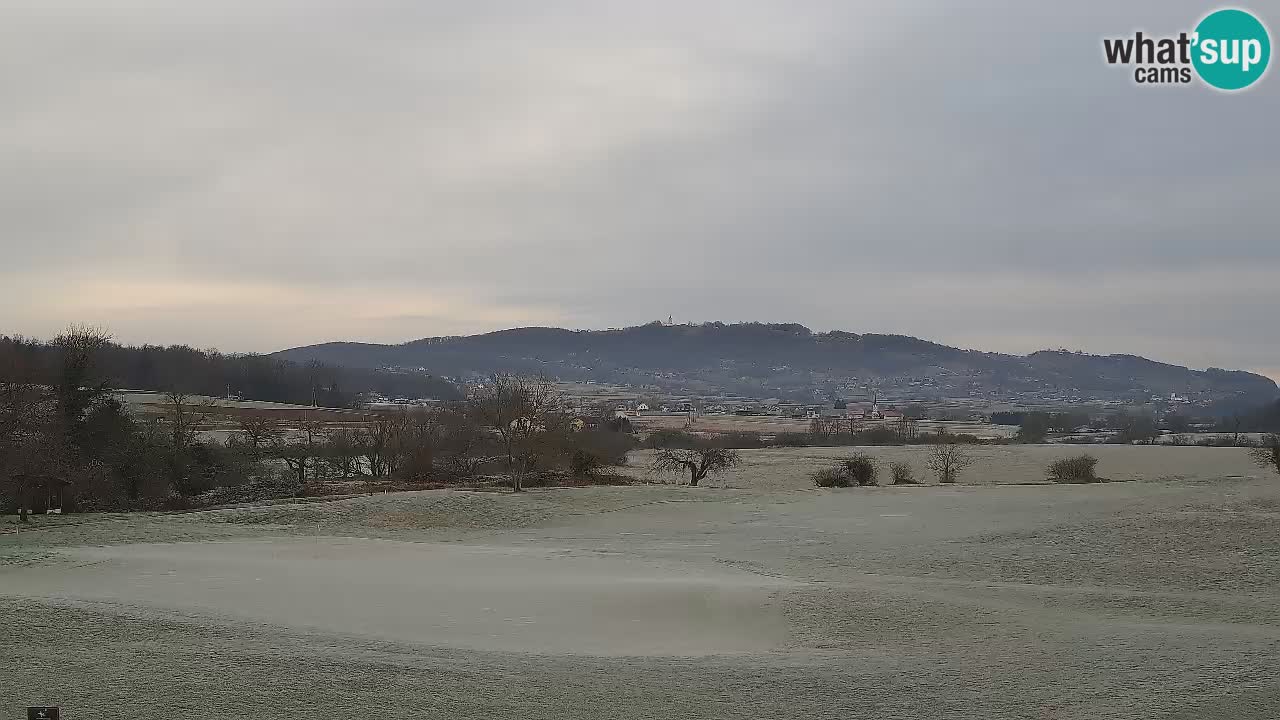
(3, 445, 1278, 719)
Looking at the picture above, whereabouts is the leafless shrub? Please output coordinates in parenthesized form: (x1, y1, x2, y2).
(1047, 455, 1100, 484)
(811, 467, 850, 488)
(842, 453, 879, 486)
(889, 461, 918, 485)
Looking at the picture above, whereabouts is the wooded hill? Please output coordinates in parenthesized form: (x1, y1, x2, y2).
(275, 322, 1278, 405)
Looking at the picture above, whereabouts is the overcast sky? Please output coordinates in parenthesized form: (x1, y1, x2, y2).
(2, 1, 1277, 378)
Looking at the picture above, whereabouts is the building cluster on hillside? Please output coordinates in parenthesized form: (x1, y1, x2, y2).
(361, 392, 441, 408)
(594, 398, 947, 424)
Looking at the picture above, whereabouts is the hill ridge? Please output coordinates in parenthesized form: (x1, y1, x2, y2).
(274, 322, 1278, 405)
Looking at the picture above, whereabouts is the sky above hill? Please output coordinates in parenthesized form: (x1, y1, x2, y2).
(2, 2, 1277, 379)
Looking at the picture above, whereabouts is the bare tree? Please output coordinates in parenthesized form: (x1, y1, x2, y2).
(363, 414, 407, 477)
(163, 391, 210, 453)
(435, 407, 484, 475)
(896, 417, 920, 442)
(925, 443, 974, 484)
(1227, 415, 1245, 447)
(652, 446, 741, 487)
(236, 415, 284, 458)
(1118, 414, 1160, 445)
(279, 444, 311, 485)
(809, 417, 838, 439)
(390, 408, 444, 480)
(51, 325, 112, 438)
(115, 417, 167, 502)
(279, 419, 325, 485)
(845, 415, 862, 438)
(322, 427, 367, 478)
(159, 391, 214, 493)
(467, 374, 559, 491)
(1250, 434, 1280, 476)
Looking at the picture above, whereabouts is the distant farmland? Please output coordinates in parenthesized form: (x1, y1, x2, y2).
(629, 412, 1020, 440)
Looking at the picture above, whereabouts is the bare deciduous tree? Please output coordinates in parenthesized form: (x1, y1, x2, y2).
(467, 374, 559, 491)
(236, 415, 284, 458)
(1227, 415, 1245, 447)
(435, 407, 484, 476)
(322, 427, 367, 478)
(279, 419, 325, 485)
(51, 325, 112, 438)
(925, 443, 974, 484)
(896, 417, 920, 441)
(163, 392, 210, 453)
(809, 417, 838, 438)
(390, 408, 444, 480)
(160, 391, 215, 494)
(363, 414, 406, 477)
(652, 446, 741, 487)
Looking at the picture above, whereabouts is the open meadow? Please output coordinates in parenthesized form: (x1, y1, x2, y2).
(3, 445, 1279, 719)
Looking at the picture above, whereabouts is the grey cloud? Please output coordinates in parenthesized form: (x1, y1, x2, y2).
(0, 1, 1277, 377)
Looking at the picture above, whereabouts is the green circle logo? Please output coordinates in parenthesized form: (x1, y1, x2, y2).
(1192, 8, 1271, 90)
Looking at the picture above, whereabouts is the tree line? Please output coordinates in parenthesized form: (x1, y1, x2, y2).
(996, 402, 1280, 445)
(0, 333, 461, 408)
(1, 328, 632, 519)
